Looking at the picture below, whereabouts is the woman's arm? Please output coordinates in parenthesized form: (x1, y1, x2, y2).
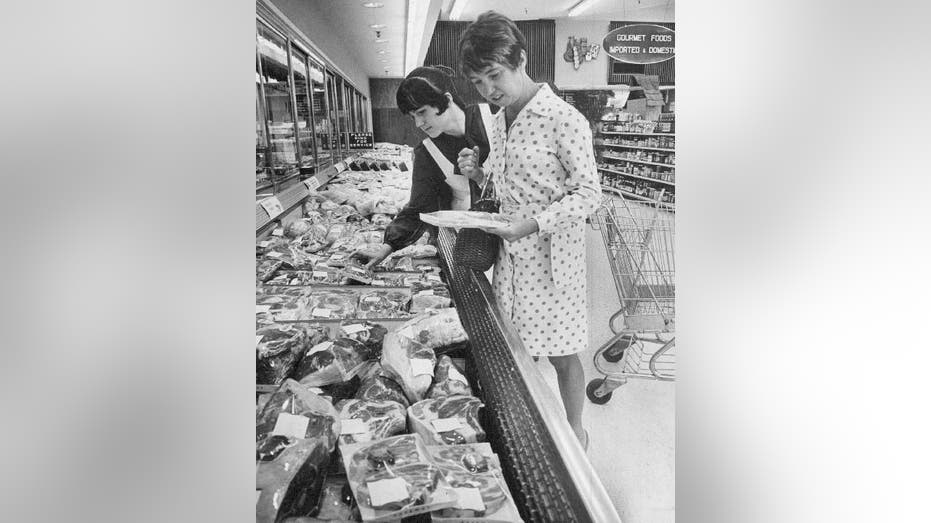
(383, 148, 443, 251)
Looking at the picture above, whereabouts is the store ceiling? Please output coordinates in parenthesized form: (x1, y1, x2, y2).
(322, 0, 674, 79)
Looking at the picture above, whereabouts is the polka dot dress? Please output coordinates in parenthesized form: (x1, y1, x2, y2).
(483, 84, 600, 357)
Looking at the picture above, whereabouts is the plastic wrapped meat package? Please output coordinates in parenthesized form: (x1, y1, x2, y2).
(256, 324, 327, 386)
(335, 399, 407, 446)
(380, 331, 436, 404)
(341, 434, 457, 521)
(354, 362, 410, 409)
(427, 444, 523, 522)
(256, 380, 341, 523)
(307, 289, 358, 320)
(399, 308, 468, 352)
(427, 355, 472, 399)
(303, 475, 357, 522)
(408, 395, 485, 446)
(257, 259, 283, 283)
(266, 270, 317, 286)
(337, 321, 388, 359)
(391, 244, 438, 259)
(292, 338, 371, 387)
(410, 290, 453, 313)
(357, 290, 410, 319)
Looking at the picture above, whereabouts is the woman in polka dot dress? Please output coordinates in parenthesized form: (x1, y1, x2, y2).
(457, 11, 600, 450)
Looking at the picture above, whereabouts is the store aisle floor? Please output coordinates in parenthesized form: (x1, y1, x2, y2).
(532, 224, 675, 523)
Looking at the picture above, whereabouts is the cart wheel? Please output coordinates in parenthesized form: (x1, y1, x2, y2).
(587, 379, 613, 405)
(603, 335, 633, 363)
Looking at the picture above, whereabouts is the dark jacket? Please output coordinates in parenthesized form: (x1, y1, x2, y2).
(383, 104, 497, 251)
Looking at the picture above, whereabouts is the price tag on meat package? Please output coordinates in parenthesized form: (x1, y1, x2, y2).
(340, 418, 370, 435)
(367, 477, 409, 508)
(410, 358, 434, 377)
(259, 196, 284, 217)
(452, 487, 485, 512)
(430, 418, 464, 432)
(307, 341, 334, 356)
(312, 307, 333, 318)
(271, 412, 309, 439)
(341, 323, 368, 335)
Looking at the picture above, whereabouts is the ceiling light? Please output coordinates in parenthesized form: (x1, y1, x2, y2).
(377, 50, 387, 54)
(375, 39, 388, 43)
(380, 59, 389, 63)
(370, 24, 386, 29)
(567, 0, 595, 17)
(449, 0, 469, 21)
(362, 2, 384, 8)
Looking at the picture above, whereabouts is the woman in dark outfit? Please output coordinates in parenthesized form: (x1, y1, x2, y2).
(354, 66, 497, 268)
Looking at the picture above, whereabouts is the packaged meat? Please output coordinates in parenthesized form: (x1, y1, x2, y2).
(257, 259, 283, 283)
(391, 256, 415, 272)
(342, 434, 457, 520)
(410, 292, 453, 313)
(266, 270, 318, 286)
(427, 444, 522, 522)
(307, 290, 357, 319)
(256, 324, 312, 386)
(256, 437, 334, 523)
(293, 338, 370, 387)
(398, 308, 468, 352)
(370, 214, 392, 227)
(357, 290, 410, 319)
(336, 399, 407, 446)
(427, 356, 472, 399)
(306, 475, 357, 521)
(408, 395, 485, 446)
(355, 363, 410, 409)
(391, 244, 438, 259)
(337, 321, 388, 359)
(380, 331, 436, 403)
(255, 379, 340, 459)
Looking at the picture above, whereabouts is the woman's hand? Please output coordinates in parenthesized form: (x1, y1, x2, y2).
(350, 243, 394, 270)
(457, 146, 484, 184)
(478, 218, 539, 242)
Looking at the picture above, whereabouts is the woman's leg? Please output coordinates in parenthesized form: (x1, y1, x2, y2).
(548, 353, 586, 444)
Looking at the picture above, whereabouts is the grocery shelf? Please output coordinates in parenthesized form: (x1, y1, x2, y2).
(602, 155, 675, 169)
(601, 186, 676, 209)
(599, 167, 675, 186)
(602, 143, 675, 153)
(599, 131, 676, 136)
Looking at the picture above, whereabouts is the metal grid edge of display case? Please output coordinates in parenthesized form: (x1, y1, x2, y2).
(436, 228, 594, 523)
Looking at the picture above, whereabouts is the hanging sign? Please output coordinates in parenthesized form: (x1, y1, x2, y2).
(347, 132, 374, 150)
(603, 24, 675, 64)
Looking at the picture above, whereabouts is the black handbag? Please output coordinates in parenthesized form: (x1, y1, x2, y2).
(453, 175, 500, 272)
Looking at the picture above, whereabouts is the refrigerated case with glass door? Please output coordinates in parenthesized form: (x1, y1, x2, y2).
(309, 60, 333, 169)
(256, 22, 298, 182)
(290, 46, 317, 174)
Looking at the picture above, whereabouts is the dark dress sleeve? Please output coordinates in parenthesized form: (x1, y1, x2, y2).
(383, 146, 450, 251)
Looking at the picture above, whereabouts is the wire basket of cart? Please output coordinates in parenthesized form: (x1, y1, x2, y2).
(586, 191, 675, 404)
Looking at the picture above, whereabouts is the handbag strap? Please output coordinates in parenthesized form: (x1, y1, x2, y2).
(421, 138, 455, 178)
(476, 104, 496, 200)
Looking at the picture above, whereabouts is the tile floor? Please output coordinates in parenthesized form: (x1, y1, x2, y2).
(532, 223, 675, 523)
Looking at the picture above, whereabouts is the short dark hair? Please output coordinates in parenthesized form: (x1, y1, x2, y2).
(458, 11, 527, 75)
(395, 66, 465, 115)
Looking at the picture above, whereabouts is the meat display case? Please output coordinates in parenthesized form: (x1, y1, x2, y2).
(255, 163, 621, 522)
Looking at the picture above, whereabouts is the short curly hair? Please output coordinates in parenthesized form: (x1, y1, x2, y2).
(458, 11, 527, 75)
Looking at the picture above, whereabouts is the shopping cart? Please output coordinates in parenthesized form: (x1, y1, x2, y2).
(586, 191, 675, 404)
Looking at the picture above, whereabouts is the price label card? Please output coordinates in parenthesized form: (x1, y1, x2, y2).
(312, 271, 329, 278)
(307, 341, 334, 356)
(340, 418, 370, 435)
(312, 308, 332, 318)
(341, 323, 367, 335)
(367, 478, 409, 508)
(256, 305, 271, 314)
(259, 196, 284, 217)
(371, 280, 386, 286)
(410, 358, 434, 377)
(304, 177, 321, 191)
(266, 251, 283, 259)
(431, 417, 464, 432)
(416, 289, 434, 296)
(272, 412, 309, 439)
(335, 161, 346, 172)
(453, 487, 486, 512)
(272, 228, 284, 237)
